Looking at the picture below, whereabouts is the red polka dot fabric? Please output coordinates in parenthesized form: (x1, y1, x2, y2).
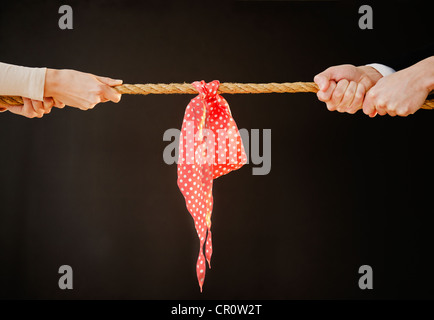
(177, 80, 247, 292)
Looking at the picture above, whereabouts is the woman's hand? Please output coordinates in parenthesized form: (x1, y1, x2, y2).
(2, 97, 55, 118)
(44, 69, 123, 110)
(314, 64, 383, 115)
(362, 57, 434, 117)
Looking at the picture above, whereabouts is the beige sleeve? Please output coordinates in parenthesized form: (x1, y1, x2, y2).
(0, 62, 47, 104)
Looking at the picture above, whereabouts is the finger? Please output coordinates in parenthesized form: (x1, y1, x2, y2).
(376, 105, 387, 116)
(347, 83, 366, 114)
(43, 97, 54, 114)
(388, 108, 397, 117)
(101, 86, 122, 103)
(30, 100, 45, 118)
(317, 80, 336, 102)
(362, 90, 376, 116)
(330, 79, 349, 111)
(336, 81, 357, 112)
(0, 101, 9, 109)
(53, 97, 66, 109)
(96, 76, 123, 87)
(80, 101, 98, 110)
(8, 98, 37, 118)
(5, 105, 24, 116)
(22, 98, 37, 117)
(323, 82, 338, 111)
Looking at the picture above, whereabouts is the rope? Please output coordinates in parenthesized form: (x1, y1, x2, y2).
(1, 82, 433, 109)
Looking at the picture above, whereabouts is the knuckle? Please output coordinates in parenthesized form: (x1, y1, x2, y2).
(386, 104, 395, 112)
(336, 106, 346, 113)
(377, 98, 386, 108)
(367, 90, 376, 99)
(347, 107, 357, 114)
(326, 103, 336, 111)
(397, 107, 409, 116)
(87, 97, 100, 106)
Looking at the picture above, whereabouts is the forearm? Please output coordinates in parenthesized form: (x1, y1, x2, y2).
(0, 62, 46, 101)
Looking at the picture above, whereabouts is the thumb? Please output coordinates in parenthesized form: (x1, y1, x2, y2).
(362, 92, 376, 116)
(314, 70, 332, 92)
(6, 105, 23, 115)
(96, 76, 123, 87)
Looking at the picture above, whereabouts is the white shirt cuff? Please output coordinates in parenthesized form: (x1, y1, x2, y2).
(0, 62, 46, 101)
(366, 63, 396, 77)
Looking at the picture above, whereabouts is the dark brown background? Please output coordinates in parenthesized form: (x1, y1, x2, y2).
(0, 0, 433, 299)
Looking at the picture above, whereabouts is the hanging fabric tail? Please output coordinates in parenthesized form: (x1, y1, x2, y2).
(177, 80, 247, 292)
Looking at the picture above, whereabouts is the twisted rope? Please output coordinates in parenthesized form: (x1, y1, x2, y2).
(1, 82, 433, 109)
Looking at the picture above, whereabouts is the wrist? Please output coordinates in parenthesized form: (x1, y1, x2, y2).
(419, 56, 434, 92)
(358, 65, 383, 87)
(359, 66, 383, 84)
(44, 68, 61, 97)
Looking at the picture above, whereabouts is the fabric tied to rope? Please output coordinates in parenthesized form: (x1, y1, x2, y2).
(177, 80, 247, 292)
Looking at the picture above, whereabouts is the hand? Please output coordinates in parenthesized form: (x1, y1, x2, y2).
(44, 69, 123, 110)
(1, 97, 55, 118)
(362, 57, 434, 117)
(314, 64, 383, 115)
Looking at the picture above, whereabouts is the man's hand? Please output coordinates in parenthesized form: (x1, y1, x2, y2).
(362, 57, 434, 117)
(1, 97, 55, 118)
(314, 64, 383, 115)
(44, 69, 123, 110)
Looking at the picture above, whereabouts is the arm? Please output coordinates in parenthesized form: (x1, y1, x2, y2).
(0, 62, 123, 118)
(0, 62, 49, 117)
(362, 56, 434, 116)
(314, 43, 434, 117)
